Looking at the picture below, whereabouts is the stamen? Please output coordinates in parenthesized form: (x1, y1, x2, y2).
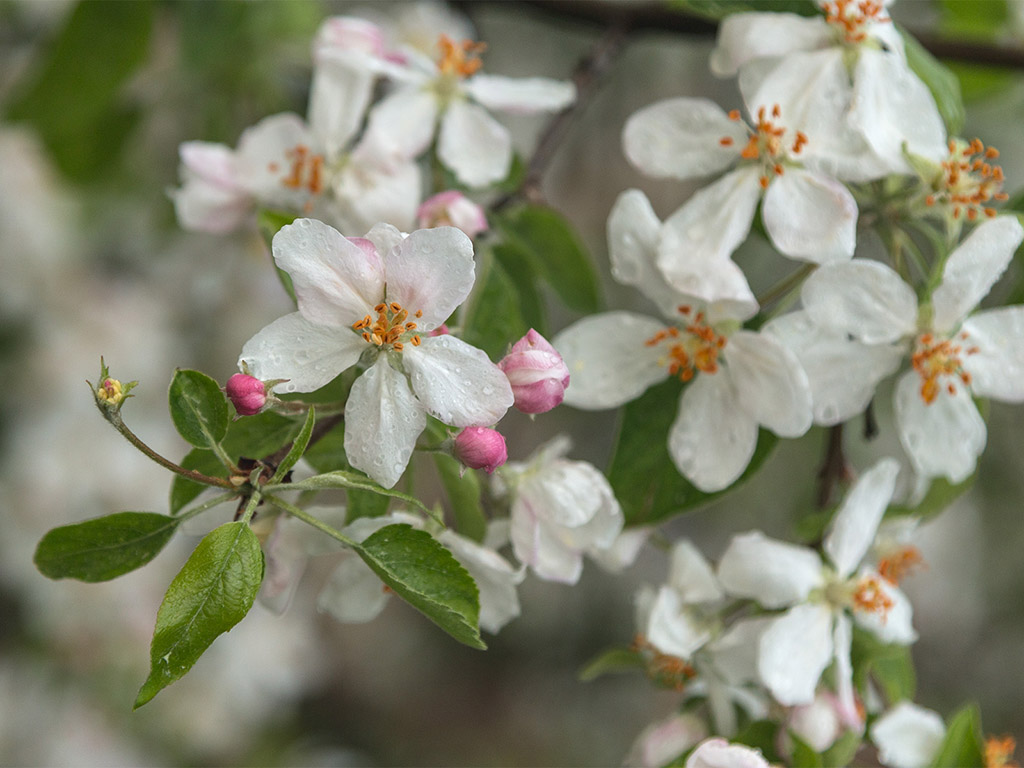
(911, 334, 973, 404)
(822, 0, 889, 44)
(279, 144, 327, 196)
(878, 546, 925, 584)
(852, 574, 894, 620)
(985, 736, 1018, 768)
(930, 138, 1008, 219)
(645, 308, 728, 382)
(631, 635, 696, 692)
(437, 34, 486, 78)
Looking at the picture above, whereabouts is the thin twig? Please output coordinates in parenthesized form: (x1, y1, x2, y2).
(816, 424, 850, 509)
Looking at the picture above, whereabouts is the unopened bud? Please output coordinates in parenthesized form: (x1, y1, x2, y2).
(417, 191, 488, 239)
(97, 377, 125, 406)
(89, 358, 137, 418)
(225, 373, 267, 416)
(454, 427, 507, 474)
(498, 329, 570, 414)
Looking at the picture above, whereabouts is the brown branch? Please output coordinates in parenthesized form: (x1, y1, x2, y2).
(816, 424, 851, 509)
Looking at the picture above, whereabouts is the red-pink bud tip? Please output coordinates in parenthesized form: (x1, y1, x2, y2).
(498, 329, 570, 414)
(453, 427, 508, 474)
(225, 373, 267, 416)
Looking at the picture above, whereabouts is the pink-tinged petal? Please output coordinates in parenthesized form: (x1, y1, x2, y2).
(723, 330, 812, 437)
(235, 112, 316, 203)
(625, 714, 707, 768)
(384, 226, 475, 330)
(273, 218, 385, 326)
(553, 312, 669, 410)
(363, 222, 406, 256)
(238, 311, 365, 394)
(717, 531, 823, 607)
(438, 530, 523, 634)
(763, 169, 857, 263)
(657, 168, 761, 305)
(870, 702, 945, 768)
(317, 552, 391, 622)
(646, 586, 713, 660)
(332, 153, 421, 234)
(831, 613, 862, 731)
(417, 190, 488, 238)
(852, 572, 917, 645)
(402, 335, 513, 427)
(802, 260, 918, 344)
(509, 495, 584, 584)
(623, 97, 744, 180)
(824, 458, 900, 578)
(931, 215, 1024, 334)
(686, 738, 771, 768)
(894, 370, 986, 483)
(464, 73, 575, 114)
(308, 55, 374, 155)
(362, 85, 438, 161)
(763, 311, 904, 425)
(667, 539, 723, 604)
(172, 175, 251, 234)
(344, 356, 426, 488)
(850, 51, 947, 171)
(669, 373, 759, 493)
(758, 603, 834, 706)
(962, 307, 1024, 402)
(710, 12, 831, 76)
(179, 141, 239, 187)
(438, 99, 512, 187)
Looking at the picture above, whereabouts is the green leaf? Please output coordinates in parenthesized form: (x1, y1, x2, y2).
(4, 0, 153, 183)
(888, 473, 976, 521)
(822, 729, 862, 768)
(790, 733, 824, 768)
(168, 369, 229, 450)
(222, 409, 301, 460)
(354, 524, 484, 649)
(269, 407, 314, 484)
(280, 470, 434, 518)
(670, 0, 819, 20)
(929, 703, 985, 768)
(900, 26, 965, 136)
(607, 377, 778, 525)
(170, 449, 230, 515)
(492, 242, 548, 334)
(435, 454, 487, 542)
(298, 421, 390, 522)
(35, 512, 179, 582)
(462, 251, 529, 360)
(732, 721, 782, 764)
(496, 205, 601, 314)
(134, 521, 264, 708)
(257, 209, 298, 303)
(851, 627, 916, 704)
(938, 0, 1008, 39)
(578, 647, 645, 682)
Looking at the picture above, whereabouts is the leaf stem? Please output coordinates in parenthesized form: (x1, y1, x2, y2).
(264, 493, 358, 548)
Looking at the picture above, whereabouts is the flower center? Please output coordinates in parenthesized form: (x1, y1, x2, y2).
(925, 138, 1009, 221)
(352, 302, 423, 352)
(877, 545, 925, 585)
(97, 378, 124, 406)
(437, 34, 485, 78)
(911, 332, 977, 404)
(822, 0, 889, 45)
(645, 305, 728, 382)
(851, 573, 894, 619)
(267, 144, 328, 213)
(631, 635, 697, 692)
(984, 736, 1017, 768)
(719, 105, 808, 189)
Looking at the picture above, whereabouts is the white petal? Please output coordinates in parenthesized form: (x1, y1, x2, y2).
(802, 260, 918, 343)
(465, 74, 575, 114)
(686, 738, 771, 768)
(317, 552, 391, 623)
(622, 97, 744, 180)
(343, 356, 426, 488)
(273, 218, 385, 326)
(519, 459, 618, 535)
(626, 714, 707, 768)
(438, 530, 523, 634)
(723, 330, 812, 437)
(717, 531, 823, 608)
(509, 495, 583, 584)
(762, 168, 857, 262)
(438, 99, 511, 187)
(403, 335, 513, 427)
(707, 616, 775, 687)
(646, 586, 712, 660)
(850, 51, 947, 170)
(824, 458, 900, 577)
(667, 539, 723, 604)
(239, 312, 365, 394)
(962, 307, 1024, 401)
(590, 527, 649, 572)
(894, 371, 986, 482)
(853, 572, 917, 645)
(235, 112, 316, 204)
(361, 85, 438, 160)
(364, 221, 407, 256)
(383, 226, 475, 330)
(172, 174, 251, 234)
(831, 613, 861, 732)
(657, 168, 762, 301)
(870, 702, 946, 768)
(308, 55, 374, 155)
(331, 154, 421, 235)
(669, 373, 758, 493)
(553, 311, 668, 410)
(758, 604, 834, 706)
(710, 12, 831, 76)
(931, 215, 1024, 333)
(763, 311, 904, 425)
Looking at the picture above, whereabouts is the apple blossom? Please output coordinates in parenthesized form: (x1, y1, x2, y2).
(238, 219, 513, 488)
(498, 329, 571, 414)
(453, 426, 507, 474)
(686, 738, 770, 768)
(623, 713, 706, 768)
(869, 701, 946, 768)
(417, 190, 488, 238)
(224, 373, 267, 416)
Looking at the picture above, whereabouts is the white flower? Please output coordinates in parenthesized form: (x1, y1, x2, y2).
(499, 437, 624, 584)
(686, 738, 770, 768)
(710, 2, 947, 180)
(717, 459, 914, 711)
(870, 701, 946, 768)
(553, 190, 812, 492)
(361, 33, 575, 187)
(239, 219, 513, 488)
(795, 215, 1024, 481)
(623, 98, 858, 297)
(623, 713, 707, 768)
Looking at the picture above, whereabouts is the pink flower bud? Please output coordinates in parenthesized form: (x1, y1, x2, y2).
(454, 427, 507, 474)
(498, 329, 570, 414)
(417, 191, 488, 239)
(313, 16, 385, 62)
(225, 373, 267, 416)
